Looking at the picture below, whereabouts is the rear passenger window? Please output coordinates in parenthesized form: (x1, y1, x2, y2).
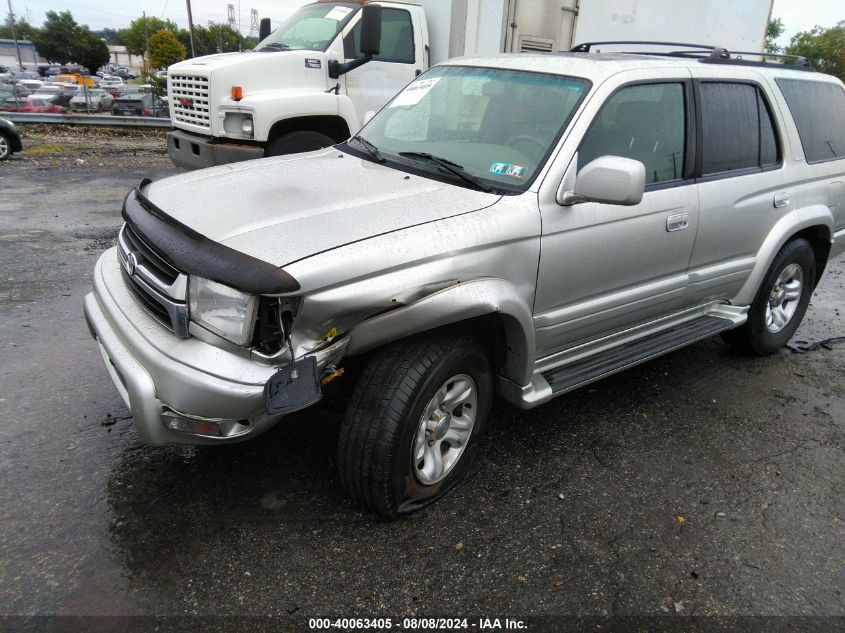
(776, 78, 845, 163)
(578, 83, 686, 185)
(699, 82, 780, 175)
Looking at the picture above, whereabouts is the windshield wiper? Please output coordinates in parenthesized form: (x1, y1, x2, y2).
(398, 152, 493, 193)
(349, 135, 385, 163)
(258, 42, 291, 51)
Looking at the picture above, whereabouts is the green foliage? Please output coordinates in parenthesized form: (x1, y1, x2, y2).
(73, 31, 110, 74)
(176, 22, 245, 58)
(787, 21, 845, 82)
(119, 16, 179, 56)
(30, 10, 79, 64)
(0, 16, 39, 41)
(149, 29, 186, 69)
(766, 17, 785, 54)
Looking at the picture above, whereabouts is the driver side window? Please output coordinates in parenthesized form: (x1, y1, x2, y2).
(579, 82, 687, 185)
(343, 8, 415, 63)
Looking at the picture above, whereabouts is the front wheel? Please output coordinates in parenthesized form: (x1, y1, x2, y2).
(265, 130, 335, 157)
(0, 131, 11, 160)
(338, 332, 493, 518)
(722, 238, 816, 355)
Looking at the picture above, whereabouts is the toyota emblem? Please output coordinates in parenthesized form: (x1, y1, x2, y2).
(126, 252, 138, 276)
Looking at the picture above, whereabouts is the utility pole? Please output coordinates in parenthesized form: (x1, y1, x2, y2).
(143, 11, 149, 74)
(6, 0, 23, 70)
(185, 0, 196, 58)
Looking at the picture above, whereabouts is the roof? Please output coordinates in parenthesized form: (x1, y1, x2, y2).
(440, 52, 836, 83)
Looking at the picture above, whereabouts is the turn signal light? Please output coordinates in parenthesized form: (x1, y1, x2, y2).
(231, 86, 243, 101)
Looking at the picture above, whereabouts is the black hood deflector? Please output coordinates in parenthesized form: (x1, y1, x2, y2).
(121, 179, 300, 295)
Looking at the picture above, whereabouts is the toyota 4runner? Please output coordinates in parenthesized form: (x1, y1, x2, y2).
(85, 45, 845, 517)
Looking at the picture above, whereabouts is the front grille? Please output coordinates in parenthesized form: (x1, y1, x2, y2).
(117, 224, 189, 337)
(170, 74, 211, 129)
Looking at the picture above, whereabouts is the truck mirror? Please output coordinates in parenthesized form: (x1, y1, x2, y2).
(359, 5, 382, 56)
(259, 18, 272, 41)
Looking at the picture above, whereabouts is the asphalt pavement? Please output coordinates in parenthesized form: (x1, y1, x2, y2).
(0, 130, 843, 631)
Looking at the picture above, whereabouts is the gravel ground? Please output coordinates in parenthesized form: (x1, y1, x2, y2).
(0, 129, 843, 632)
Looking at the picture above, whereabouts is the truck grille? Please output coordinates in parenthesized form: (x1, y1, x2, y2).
(170, 74, 211, 129)
(117, 224, 190, 337)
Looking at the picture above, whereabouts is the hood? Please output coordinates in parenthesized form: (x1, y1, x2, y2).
(143, 149, 500, 268)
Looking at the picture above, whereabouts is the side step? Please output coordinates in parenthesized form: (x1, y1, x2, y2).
(542, 315, 734, 394)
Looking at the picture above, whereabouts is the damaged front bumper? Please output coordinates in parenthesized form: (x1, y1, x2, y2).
(83, 248, 347, 446)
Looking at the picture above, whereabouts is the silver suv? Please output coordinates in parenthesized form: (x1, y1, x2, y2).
(85, 45, 845, 517)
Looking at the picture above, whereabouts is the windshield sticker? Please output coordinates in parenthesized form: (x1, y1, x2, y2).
(324, 6, 353, 21)
(388, 77, 442, 108)
(489, 162, 527, 178)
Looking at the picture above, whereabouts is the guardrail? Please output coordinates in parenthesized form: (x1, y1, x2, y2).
(2, 112, 172, 128)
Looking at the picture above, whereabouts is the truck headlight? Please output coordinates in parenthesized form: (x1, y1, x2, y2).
(188, 276, 257, 346)
(241, 116, 254, 137)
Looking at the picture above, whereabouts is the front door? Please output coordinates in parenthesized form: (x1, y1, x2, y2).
(534, 76, 699, 356)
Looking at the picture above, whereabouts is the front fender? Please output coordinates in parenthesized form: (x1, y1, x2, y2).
(347, 278, 536, 387)
(238, 91, 359, 141)
(735, 205, 834, 305)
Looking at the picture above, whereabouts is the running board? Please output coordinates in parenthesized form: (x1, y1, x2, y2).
(542, 315, 734, 395)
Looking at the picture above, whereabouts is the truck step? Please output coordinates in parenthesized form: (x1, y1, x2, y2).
(542, 315, 734, 394)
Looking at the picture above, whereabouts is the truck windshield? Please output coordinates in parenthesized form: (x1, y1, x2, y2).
(255, 2, 358, 52)
(353, 65, 591, 193)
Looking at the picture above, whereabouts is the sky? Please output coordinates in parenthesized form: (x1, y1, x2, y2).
(6, 0, 844, 42)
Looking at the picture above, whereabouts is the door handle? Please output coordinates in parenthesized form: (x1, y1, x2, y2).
(666, 213, 689, 232)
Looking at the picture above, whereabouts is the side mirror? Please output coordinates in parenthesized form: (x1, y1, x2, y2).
(558, 156, 645, 206)
(259, 18, 272, 42)
(359, 5, 382, 56)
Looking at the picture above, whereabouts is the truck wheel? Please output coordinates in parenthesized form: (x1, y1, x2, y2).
(0, 131, 10, 160)
(338, 332, 493, 518)
(722, 238, 815, 356)
(266, 130, 335, 156)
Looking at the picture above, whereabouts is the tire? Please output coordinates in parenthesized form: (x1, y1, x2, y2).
(265, 130, 335, 157)
(721, 238, 816, 356)
(338, 332, 493, 518)
(0, 130, 10, 160)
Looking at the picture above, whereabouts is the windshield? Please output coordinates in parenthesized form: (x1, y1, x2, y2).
(254, 2, 357, 52)
(352, 65, 591, 192)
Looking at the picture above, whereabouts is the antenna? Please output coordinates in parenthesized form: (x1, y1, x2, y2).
(248, 8, 258, 38)
(227, 3, 237, 30)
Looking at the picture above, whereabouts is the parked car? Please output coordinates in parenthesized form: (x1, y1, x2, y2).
(23, 96, 66, 113)
(84, 47, 845, 517)
(0, 96, 26, 112)
(0, 118, 22, 160)
(111, 92, 166, 117)
(69, 88, 114, 112)
(15, 79, 43, 94)
(30, 85, 74, 107)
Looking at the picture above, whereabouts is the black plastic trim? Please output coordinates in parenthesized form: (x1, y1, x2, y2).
(121, 179, 301, 295)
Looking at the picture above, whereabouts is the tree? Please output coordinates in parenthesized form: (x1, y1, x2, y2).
(766, 17, 785, 54)
(91, 28, 121, 44)
(30, 10, 79, 63)
(787, 21, 845, 82)
(73, 31, 110, 74)
(149, 29, 186, 69)
(120, 16, 179, 56)
(0, 16, 38, 41)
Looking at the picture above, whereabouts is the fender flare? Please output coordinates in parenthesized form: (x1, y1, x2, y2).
(240, 91, 359, 141)
(346, 278, 536, 386)
(735, 205, 834, 305)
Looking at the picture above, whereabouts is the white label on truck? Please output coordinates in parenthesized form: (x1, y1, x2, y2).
(324, 6, 353, 21)
(389, 78, 441, 108)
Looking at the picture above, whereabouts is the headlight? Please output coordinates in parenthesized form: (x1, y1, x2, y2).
(188, 276, 257, 346)
(241, 116, 254, 137)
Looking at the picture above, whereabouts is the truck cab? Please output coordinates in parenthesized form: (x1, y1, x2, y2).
(166, 0, 428, 170)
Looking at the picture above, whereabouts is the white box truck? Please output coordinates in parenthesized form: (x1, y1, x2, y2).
(166, 0, 773, 170)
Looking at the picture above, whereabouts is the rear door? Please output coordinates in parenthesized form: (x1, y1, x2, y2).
(341, 4, 423, 120)
(685, 68, 788, 304)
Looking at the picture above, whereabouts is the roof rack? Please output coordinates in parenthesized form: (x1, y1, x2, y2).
(570, 41, 814, 71)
